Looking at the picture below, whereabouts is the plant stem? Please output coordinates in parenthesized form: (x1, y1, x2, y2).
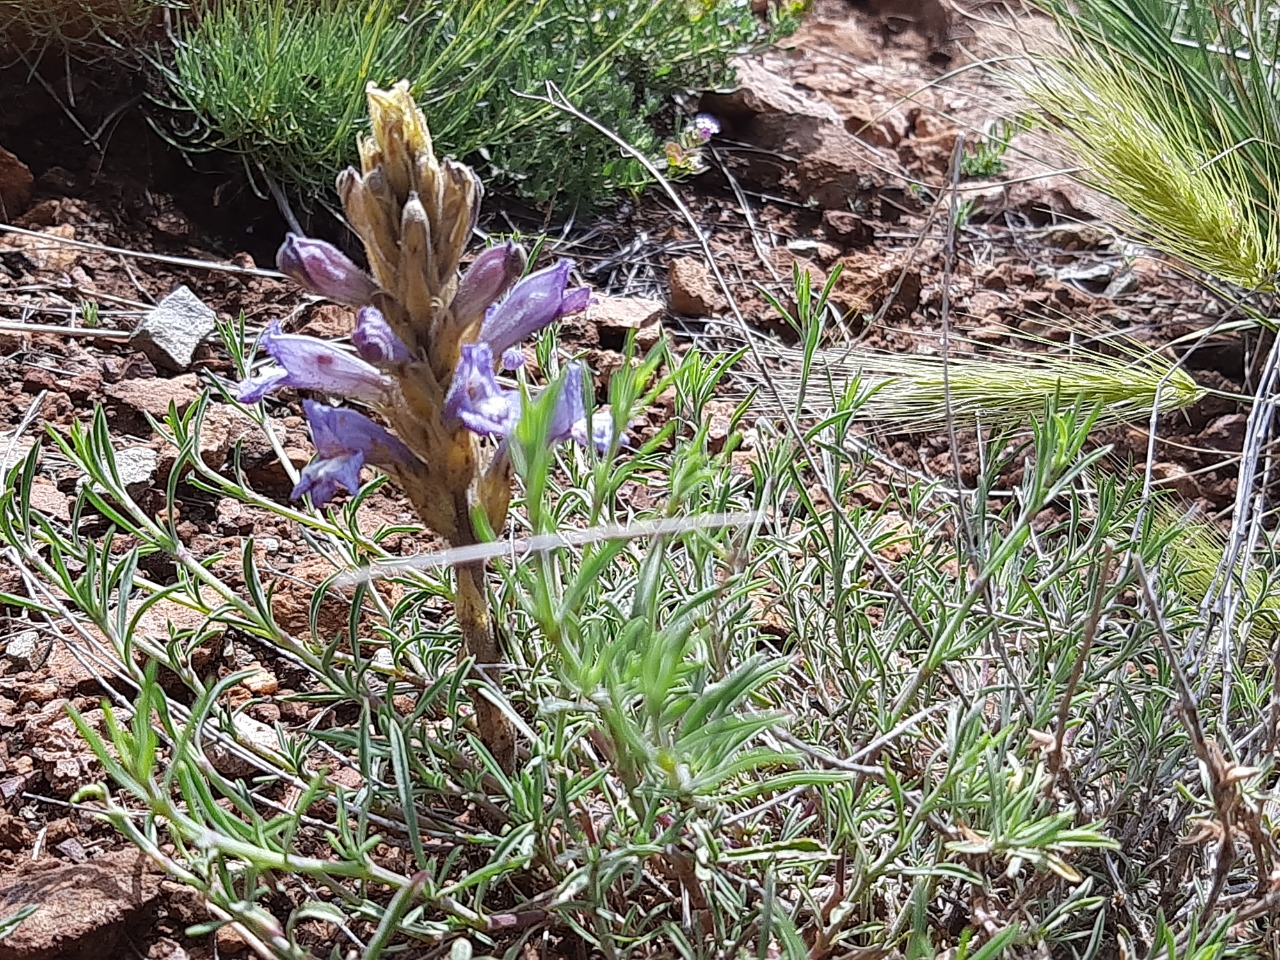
(452, 491, 515, 773)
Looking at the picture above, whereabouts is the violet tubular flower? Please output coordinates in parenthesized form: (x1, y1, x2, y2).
(292, 400, 418, 505)
(276, 233, 380, 306)
(443, 342, 520, 438)
(547, 361, 587, 445)
(478, 259, 590, 359)
(237, 321, 393, 405)
(548, 362, 626, 453)
(353, 306, 412, 366)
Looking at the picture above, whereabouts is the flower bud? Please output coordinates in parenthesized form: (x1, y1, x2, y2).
(353, 306, 412, 365)
(276, 233, 379, 306)
(451, 241, 527, 324)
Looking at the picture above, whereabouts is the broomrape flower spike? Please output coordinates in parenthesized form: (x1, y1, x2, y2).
(236, 81, 610, 774)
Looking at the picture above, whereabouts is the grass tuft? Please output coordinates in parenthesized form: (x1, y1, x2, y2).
(1022, 0, 1280, 292)
(1024, 51, 1280, 290)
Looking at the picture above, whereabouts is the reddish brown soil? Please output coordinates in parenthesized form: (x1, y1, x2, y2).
(0, 1, 1255, 956)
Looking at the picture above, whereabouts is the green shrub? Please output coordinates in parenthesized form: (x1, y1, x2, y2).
(157, 0, 765, 210)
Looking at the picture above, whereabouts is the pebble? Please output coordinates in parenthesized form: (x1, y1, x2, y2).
(115, 447, 159, 490)
(590, 295, 665, 350)
(129, 285, 218, 371)
(4, 630, 47, 672)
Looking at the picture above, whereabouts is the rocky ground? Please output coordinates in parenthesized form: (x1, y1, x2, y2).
(0, 0, 1258, 956)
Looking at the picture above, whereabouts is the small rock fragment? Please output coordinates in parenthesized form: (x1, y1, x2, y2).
(590, 295, 665, 351)
(821, 209, 873, 247)
(115, 447, 159, 489)
(208, 712, 279, 778)
(104, 374, 201, 417)
(215, 498, 253, 534)
(27, 481, 69, 522)
(0, 847, 162, 960)
(241, 665, 279, 697)
(0, 223, 78, 273)
(704, 400, 739, 453)
(1150, 461, 1200, 498)
(148, 938, 190, 960)
(299, 303, 351, 339)
(668, 257, 725, 316)
(4, 630, 48, 672)
(214, 922, 251, 957)
(1042, 222, 1112, 250)
(194, 403, 256, 470)
(54, 838, 86, 863)
(0, 145, 33, 220)
(130, 285, 218, 371)
(1056, 261, 1114, 294)
(1103, 268, 1139, 298)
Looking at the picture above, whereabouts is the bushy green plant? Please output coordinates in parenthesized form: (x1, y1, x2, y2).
(156, 0, 764, 210)
(5, 239, 1265, 954)
(960, 114, 1035, 178)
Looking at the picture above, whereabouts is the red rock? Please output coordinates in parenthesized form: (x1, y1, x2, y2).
(21, 366, 60, 393)
(0, 145, 33, 220)
(104, 374, 201, 416)
(668, 257, 725, 316)
(701, 59, 885, 209)
(0, 223, 78, 274)
(299, 303, 351, 339)
(590, 295, 664, 350)
(27, 481, 69, 522)
(0, 847, 162, 959)
(240, 664, 279, 696)
(821, 209, 874, 247)
(704, 400, 740, 453)
(1150, 461, 1200, 499)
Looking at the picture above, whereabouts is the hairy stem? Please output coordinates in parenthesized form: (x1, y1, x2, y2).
(452, 491, 515, 773)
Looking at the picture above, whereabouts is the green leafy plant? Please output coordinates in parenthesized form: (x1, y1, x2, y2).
(156, 0, 765, 210)
(960, 114, 1035, 178)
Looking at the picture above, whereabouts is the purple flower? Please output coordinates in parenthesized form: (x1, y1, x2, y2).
(451, 241, 527, 323)
(276, 234, 379, 306)
(237, 321, 393, 404)
(500, 347, 525, 371)
(292, 400, 417, 505)
(478, 259, 591, 358)
(443, 342, 520, 438)
(588, 410, 627, 453)
(353, 306, 412, 365)
(444, 351, 622, 454)
(547, 361, 586, 445)
(547, 363, 619, 453)
(693, 113, 720, 141)
(292, 452, 365, 506)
